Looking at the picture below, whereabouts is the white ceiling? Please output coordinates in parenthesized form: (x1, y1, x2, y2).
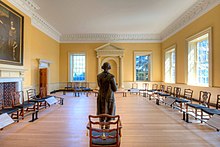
(32, 0, 198, 35)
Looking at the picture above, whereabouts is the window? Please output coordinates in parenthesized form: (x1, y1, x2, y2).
(186, 27, 212, 86)
(134, 52, 151, 81)
(69, 54, 86, 81)
(165, 46, 176, 83)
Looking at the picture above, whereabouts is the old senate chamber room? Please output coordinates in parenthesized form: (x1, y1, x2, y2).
(0, 0, 220, 147)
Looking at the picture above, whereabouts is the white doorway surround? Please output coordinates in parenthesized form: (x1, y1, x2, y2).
(95, 43, 124, 88)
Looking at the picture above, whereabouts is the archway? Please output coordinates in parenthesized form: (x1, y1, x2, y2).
(102, 57, 119, 84)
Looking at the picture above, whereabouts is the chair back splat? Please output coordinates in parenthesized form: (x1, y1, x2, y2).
(173, 87, 181, 97)
(11, 91, 23, 107)
(27, 89, 37, 101)
(199, 91, 211, 108)
(132, 83, 138, 89)
(87, 114, 122, 147)
(158, 85, 165, 92)
(166, 86, 172, 95)
(152, 84, 158, 91)
(183, 89, 193, 101)
(143, 83, 149, 91)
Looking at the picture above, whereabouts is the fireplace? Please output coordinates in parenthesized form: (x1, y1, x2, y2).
(0, 78, 22, 107)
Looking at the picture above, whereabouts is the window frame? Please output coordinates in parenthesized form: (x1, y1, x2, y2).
(68, 52, 87, 82)
(134, 51, 152, 82)
(164, 45, 176, 84)
(185, 27, 212, 87)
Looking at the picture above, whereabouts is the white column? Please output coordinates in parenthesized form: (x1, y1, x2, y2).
(97, 56, 101, 74)
(119, 56, 124, 89)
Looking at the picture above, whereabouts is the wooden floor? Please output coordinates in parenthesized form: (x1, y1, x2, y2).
(1, 92, 220, 147)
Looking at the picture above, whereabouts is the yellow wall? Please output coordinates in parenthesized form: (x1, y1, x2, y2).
(162, 4, 220, 87)
(3, 0, 220, 94)
(29, 26, 60, 87)
(1, 0, 60, 90)
(60, 43, 161, 83)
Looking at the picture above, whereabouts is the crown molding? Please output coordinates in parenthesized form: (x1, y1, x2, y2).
(7, 0, 39, 17)
(7, 0, 61, 42)
(7, 0, 220, 43)
(60, 33, 161, 43)
(31, 13, 61, 42)
(161, 0, 220, 41)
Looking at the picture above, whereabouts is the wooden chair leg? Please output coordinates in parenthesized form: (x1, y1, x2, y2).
(16, 111, 19, 122)
(195, 109, 197, 120)
(22, 108, 24, 119)
(186, 104, 188, 113)
(201, 111, 203, 123)
(37, 102, 40, 110)
(180, 103, 182, 112)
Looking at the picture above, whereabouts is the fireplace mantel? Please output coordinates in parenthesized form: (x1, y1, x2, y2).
(0, 64, 25, 78)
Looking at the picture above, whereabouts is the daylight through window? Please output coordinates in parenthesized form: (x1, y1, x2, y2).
(71, 54, 86, 81)
(135, 53, 151, 81)
(187, 28, 211, 86)
(165, 47, 175, 83)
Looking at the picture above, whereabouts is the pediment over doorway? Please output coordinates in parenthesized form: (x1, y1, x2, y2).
(95, 43, 124, 57)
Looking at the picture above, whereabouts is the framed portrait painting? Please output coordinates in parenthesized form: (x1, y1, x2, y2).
(0, 1, 24, 65)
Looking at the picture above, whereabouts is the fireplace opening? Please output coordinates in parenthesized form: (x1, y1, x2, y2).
(0, 82, 18, 107)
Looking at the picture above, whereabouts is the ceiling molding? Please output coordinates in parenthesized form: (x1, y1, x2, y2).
(7, 0, 39, 17)
(7, 0, 220, 43)
(31, 13, 61, 42)
(161, 0, 220, 41)
(7, 0, 61, 42)
(60, 34, 161, 43)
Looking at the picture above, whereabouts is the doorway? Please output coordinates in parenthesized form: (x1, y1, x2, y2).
(39, 68, 47, 97)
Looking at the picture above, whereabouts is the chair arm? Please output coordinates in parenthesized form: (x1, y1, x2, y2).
(86, 122, 90, 130)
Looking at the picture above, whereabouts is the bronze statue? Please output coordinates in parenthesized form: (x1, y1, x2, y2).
(97, 62, 117, 122)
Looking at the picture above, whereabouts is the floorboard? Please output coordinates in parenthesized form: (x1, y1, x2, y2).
(0, 92, 220, 147)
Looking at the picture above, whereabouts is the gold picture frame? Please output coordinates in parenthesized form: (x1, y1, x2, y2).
(0, 1, 24, 65)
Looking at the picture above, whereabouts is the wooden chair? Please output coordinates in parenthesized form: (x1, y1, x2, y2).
(139, 83, 149, 96)
(201, 95, 220, 120)
(182, 89, 194, 101)
(73, 82, 81, 97)
(146, 84, 158, 100)
(172, 88, 193, 111)
(142, 83, 149, 91)
(129, 83, 139, 95)
(26, 89, 47, 110)
(11, 91, 35, 119)
(80, 82, 92, 96)
(186, 91, 211, 119)
(131, 83, 138, 89)
(0, 97, 19, 120)
(156, 86, 172, 104)
(87, 114, 122, 147)
(65, 82, 73, 90)
(165, 86, 172, 95)
(172, 87, 181, 97)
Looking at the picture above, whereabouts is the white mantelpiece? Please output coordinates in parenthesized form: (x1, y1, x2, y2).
(0, 64, 25, 79)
